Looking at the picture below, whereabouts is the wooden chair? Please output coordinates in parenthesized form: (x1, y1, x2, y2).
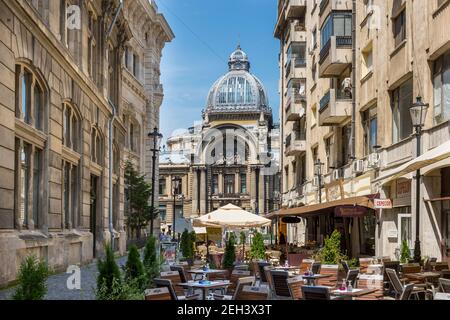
(386, 268, 432, 300)
(270, 270, 291, 298)
(439, 278, 450, 293)
(228, 270, 251, 295)
(401, 263, 422, 285)
(301, 286, 330, 300)
(355, 274, 385, 300)
(145, 287, 172, 300)
(359, 258, 373, 274)
(257, 262, 271, 284)
(237, 285, 269, 300)
(340, 260, 350, 274)
(434, 262, 449, 272)
(317, 264, 339, 288)
(208, 270, 229, 282)
(299, 259, 314, 274)
(160, 271, 185, 297)
(287, 275, 305, 300)
(383, 261, 400, 294)
(399, 283, 415, 300)
(170, 265, 188, 283)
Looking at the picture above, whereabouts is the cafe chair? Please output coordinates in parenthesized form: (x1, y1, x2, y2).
(257, 262, 272, 285)
(399, 283, 415, 300)
(287, 275, 305, 300)
(439, 278, 450, 293)
(153, 278, 200, 300)
(270, 270, 291, 299)
(145, 287, 172, 300)
(340, 260, 350, 274)
(346, 269, 359, 287)
(237, 285, 269, 300)
(160, 271, 186, 297)
(299, 259, 314, 274)
(386, 268, 433, 300)
(440, 270, 450, 280)
(311, 262, 321, 275)
(301, 286, 331, 300)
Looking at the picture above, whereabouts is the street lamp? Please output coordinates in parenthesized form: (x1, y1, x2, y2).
(148, 127, 163, 236)
(314, 159, 324, 204)
(410, 96, 429, 263)
(172, 176, 182, 242)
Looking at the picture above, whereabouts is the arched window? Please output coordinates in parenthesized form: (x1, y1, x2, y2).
(15, 64, 45, 130)
(91, 127, 103, 165)
(63, 102, 80, 152)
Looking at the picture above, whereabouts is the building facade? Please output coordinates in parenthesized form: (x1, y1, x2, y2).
(159, 47, 281, 237)
(274, 0, 450, 261)
(0, 0, 173, 287)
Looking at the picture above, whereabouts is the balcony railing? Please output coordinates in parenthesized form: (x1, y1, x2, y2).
(319, 36, 352, 64)
(285, 55, 307, 78)
(319, 90, 331, 111)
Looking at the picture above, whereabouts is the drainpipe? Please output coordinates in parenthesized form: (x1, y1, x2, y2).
(108, 101, 116, 250)
(351, 0, 356, 159)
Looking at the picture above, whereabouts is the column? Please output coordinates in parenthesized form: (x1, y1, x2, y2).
(192, 169, 198, 216)
(235, 172, 240, 194)
(258, 170, 265, 215)
(250, 167, 257, 212)
(200, 169, 206, 214)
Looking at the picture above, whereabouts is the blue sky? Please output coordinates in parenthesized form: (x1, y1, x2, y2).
(156, 0, 280, 144)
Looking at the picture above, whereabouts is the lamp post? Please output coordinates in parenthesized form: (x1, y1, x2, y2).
(314, 159, 324, 204)
(172, 176, 182, 242)
(410, 96, 429, 263)
(148, 127, 163, 236)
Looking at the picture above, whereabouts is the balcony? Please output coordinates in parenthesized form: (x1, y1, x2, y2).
(319, 0, 352, 26)
(286, 0, 307, 19)
(285, 54, 307, 81)
(285, 132, 306, 156)
(318, 89, 351, 126)
(319, 36, 352, 78)
(285, 88, 306, 121)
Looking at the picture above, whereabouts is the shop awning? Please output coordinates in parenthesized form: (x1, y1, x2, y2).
(266, 196, 375, 219)
(374, 140, 450, 186)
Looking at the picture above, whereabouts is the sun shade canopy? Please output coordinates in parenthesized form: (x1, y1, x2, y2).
(193, 203, 271, 228)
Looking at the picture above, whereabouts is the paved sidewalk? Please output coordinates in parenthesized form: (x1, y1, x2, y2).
(0, 255, 128, 300)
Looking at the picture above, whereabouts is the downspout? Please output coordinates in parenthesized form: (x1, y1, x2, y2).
(108, 102, 116, 249)
(351, 0, 357, 159)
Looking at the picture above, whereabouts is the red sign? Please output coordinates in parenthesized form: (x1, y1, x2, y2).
(334, 206, 368, 218)
(374, 199, 393, 209)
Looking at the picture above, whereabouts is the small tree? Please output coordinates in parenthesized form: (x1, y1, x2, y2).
(180, 229, 193, 259)
(223, 234, 236, 269)
(124, 160, 152, 239)
(96, 243, 122, 299)
(400, 239, 411, 263)
(143, 236, 159, 287)
(13, 255, 49, 300)
(249, 232, 266, 261)
(239, 231, 246, 261)
(124, 245, 146, 289)
(314, 230, 346, 265)
(190, 231, 197, 259)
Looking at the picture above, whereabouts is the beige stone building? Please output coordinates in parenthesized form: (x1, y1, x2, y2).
(0, 0, 173, 287)
(273, 0, 450, 262)
(158, 47, 281, 239)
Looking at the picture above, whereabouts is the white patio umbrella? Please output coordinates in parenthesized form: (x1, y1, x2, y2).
(192, 203, 271, 228)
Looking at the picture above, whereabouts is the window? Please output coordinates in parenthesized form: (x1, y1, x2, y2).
(15, 139, 42, 229)
(359, 214, 376, 256)
(433, 51, 450, 124)
(113, 183, 119, 229)
(159, 178, 167, 195)
(362, 107, 378, 156)
(392, 79, 413, 143)
(398, 213, 412, 248)
(15, 65, 45, 130)
(311, 27, 317, 50)
(224, 174, 235, 195)
(91, 127, 103, 165)
(240, 173, 247, 193)
(63, 103, 80, 152)
(393, 10, 406, 47)
(87, 11, 98, 83)
(361, 43, 373, 78)
(340, 124, 351, 166)
(159, 205, 167, 222)
(325, 137, 332, 173)
(172, 178, 182, 195)
(62, 161, 78, 229)
(133, 54, 139, 78)
(212, 174, 219, 194)
(321, 13, 352, 50)
(28, 0, 49, 23)
(286, 42, 306, 68)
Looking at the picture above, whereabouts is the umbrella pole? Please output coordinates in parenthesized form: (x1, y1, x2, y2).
(206, 232, 210, 263)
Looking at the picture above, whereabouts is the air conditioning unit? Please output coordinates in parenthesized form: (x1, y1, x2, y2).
(333, 169, 342, 181)
(368, 153, 380, 168)
(353, 159, 365, 174)
(312, 176, 319, 187)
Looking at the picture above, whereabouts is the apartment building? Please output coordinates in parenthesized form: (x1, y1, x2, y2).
(0, 0, 173, 287)
(274, 0, 450, 262)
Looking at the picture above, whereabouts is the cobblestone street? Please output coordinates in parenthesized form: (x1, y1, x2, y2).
(0, 256, 128, 300)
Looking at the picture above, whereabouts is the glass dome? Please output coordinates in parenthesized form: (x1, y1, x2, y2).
(206, 46, 270, 114)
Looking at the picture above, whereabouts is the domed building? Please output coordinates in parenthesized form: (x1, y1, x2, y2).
(158, 46, 280, 237)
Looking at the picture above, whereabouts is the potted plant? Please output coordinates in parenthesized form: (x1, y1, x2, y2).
(400, 240, 411, 264)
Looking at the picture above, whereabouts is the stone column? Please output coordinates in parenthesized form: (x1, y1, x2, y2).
(200, 169, 206, 214)
(250, 167, 257, 212)
(258, 170, 265, 215)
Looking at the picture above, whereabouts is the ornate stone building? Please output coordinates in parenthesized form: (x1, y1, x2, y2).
(0, 0, 173, 287)
(159, 47, 281, 236)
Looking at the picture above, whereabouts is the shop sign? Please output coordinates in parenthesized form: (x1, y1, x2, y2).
(386, 229, 398, 238)
(396, 180, 411, 199)
(334, 206, 368, 217)
(374, 198, 393, 209)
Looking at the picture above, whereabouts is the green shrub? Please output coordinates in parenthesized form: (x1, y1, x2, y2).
(313, 230, 346, 265)
(96, 277, 144, 300)
(240, 231, 246, 245)
(96, 243, 122, 299)
(143, 236, 160, 287)
(223, 235, 236, 268)
(400, 239, 411, 263)
(13, 255, 49, 300)
(249, 232, 266, 261)
(124, 245, 146, 289)
(180, 229, 193, 259)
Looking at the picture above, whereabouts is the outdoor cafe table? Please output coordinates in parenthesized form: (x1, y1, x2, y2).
(187, 269, 228, 280)
(301, 274, 332, 286)
(434, 293, 450, 300)
(404, 272, 442, 283)
(177, 280, 231, 300)
(331, 288, 378, 299)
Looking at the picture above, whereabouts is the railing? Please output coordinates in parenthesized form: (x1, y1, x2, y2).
(285, 55, 306, 78)
(319, 39, 331, 63)
(286, 87, 306, 106)
(319, 90, 331, 111)
(336, 36, 352, 47)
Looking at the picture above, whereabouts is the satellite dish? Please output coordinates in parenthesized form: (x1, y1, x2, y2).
(281, 216, 301, 224)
